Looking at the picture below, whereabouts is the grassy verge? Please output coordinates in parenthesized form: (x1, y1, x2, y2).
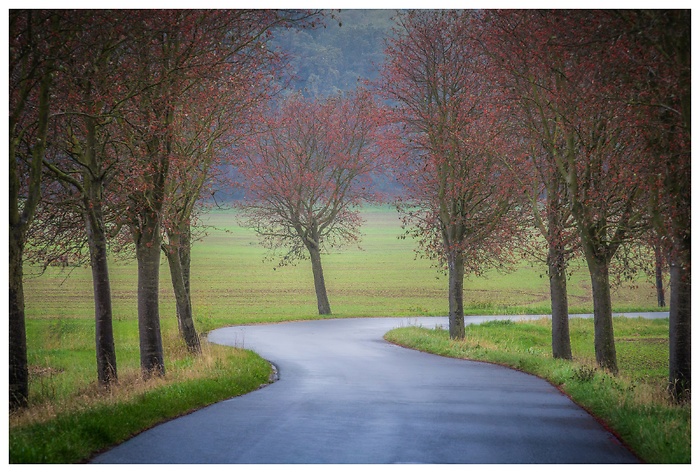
(9, 342, 272, 464)
(384, 317, 690, 464)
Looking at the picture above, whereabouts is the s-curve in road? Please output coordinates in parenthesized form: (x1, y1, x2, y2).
(92, 315, 658, 464)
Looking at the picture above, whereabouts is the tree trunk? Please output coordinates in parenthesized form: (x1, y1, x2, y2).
(448, 251, 466, 340)
(308, 244, 332, 315)
(85, 204, 118, 385)
(180, 224, 192, 298)
(8, 26, 54, 408)
(548, 246, 572, 360)
(165, 231, 201, 354)
(136, 220, 165, 378)
(9, 227, 29, 409)
(586, 255, 618, 374)
(81, 112, 118, 386)
(654, 244, 666, 307)
(668, 256, 691, 401)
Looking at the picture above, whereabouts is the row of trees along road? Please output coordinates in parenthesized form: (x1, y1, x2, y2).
(9, 9, 321, 409)
(377, 10, 689, 402)
(10, 9, 690, 408)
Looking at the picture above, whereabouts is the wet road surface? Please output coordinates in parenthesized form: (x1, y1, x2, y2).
(92, 315, 659, 463)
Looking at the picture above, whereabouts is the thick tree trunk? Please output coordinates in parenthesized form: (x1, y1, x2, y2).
(136, 221, 165, 378)
(447, 251, 466, 340)
(165, 231, 201, 354)
(9, 228, 29, 409)
(668, 257, 691, 401)
(8, 32, 53, 408)
(586, 255, 618, 374)
(548, 247, 572, 360)
(308, 244, 332, 315)
(85, 205, 118, 385)
(545, 180, 572, 360)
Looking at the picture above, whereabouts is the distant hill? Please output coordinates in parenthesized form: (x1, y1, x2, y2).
(271, 9, 399, 97)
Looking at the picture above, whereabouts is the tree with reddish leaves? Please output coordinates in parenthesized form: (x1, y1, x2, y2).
(114, 10, 321, 375)
(485, 11, 651, 374)
(499, 140, 579, 360)
(110, 11, 178, 377)
(156, 11, 289, 353)
(482, 11, 586, 360)
(33, 10, 140, 389)
(9, 10, 62, 409)
(378, 10, 521, 340)
(617, 10, 690, 401)
(160, 45, 276, 354)
(235, 90, 384, 315)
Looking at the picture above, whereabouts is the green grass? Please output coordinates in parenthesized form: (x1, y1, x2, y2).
(384, 317, 689, 464)
(23, 205, 664, 331)
(191, 205, 664, 324)
(13, 205, 668, 463)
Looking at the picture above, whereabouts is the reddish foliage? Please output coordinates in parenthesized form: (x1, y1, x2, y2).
(486, 10, 651, 256)
(235, 89, 385, 264)
(379, 10, 522, 276)
(480, 10, 689, 376)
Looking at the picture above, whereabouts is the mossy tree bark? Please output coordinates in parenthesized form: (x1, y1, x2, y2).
(447, 251, 466, 340)
(165, 229, 201, 353)
(305, 233, 332, 316)
(548, 247, 572, 360)
(136, 217, 166, 378)
(9, 11, 56, 407)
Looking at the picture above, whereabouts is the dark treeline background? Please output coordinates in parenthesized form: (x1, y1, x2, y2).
(271, 9, 397, 97)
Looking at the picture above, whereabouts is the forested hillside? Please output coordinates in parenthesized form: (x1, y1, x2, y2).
(271, 9, 397, 96)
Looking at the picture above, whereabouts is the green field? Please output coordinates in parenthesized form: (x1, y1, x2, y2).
(205, 206, 659, 320)
(25, 205, 662, 327)
(22, 206, 663, 401)
(197, 205, 663, 320)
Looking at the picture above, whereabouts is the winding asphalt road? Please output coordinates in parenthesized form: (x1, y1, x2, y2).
(92, 314, 666, 464)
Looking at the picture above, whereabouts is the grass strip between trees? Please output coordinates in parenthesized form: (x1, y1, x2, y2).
(383, 317, 690, 464)
(9, 343, 272, 464)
